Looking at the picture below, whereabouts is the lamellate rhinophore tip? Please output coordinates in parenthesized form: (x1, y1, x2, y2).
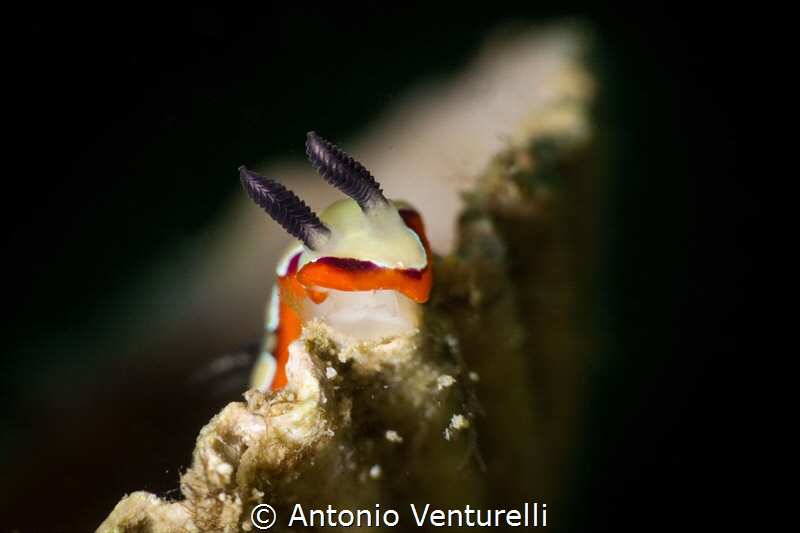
(306, 132, 388, 214)
(239, 165, 330, 250)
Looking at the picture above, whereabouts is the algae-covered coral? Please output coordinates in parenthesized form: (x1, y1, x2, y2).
(99, 318, 479, 532)
(98, 23, 599, 533)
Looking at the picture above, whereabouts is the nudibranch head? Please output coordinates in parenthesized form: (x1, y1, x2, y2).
(242, 133, 432, 391)
(240, 132, 432, 304)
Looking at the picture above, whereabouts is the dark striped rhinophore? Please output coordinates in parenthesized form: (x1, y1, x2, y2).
(239, 166, 331, 250)
(306, 132, 388, 213)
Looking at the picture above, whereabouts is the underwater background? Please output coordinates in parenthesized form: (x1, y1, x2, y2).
(4, 4, 759, 532)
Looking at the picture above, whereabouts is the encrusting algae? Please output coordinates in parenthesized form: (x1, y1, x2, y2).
(99, 318, 477, 532)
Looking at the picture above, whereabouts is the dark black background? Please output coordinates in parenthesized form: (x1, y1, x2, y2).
(3, 3, 760, 531)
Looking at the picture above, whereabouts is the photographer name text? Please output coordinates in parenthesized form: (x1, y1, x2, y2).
(286, 502, 547, 528)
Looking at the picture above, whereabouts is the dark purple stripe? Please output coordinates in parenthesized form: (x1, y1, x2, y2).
(397, 208, 418, 228)
(287, 250, 303, 274)
(315, 256, 423, 279)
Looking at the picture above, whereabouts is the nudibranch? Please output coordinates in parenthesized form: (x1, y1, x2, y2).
(240, 132, 432, 391)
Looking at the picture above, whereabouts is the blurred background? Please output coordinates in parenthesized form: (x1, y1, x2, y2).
(4, 3, 759, 532)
